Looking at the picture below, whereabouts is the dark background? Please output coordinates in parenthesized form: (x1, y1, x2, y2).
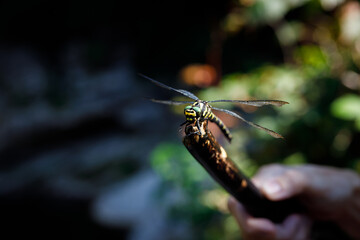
(1, 0, 359, 239)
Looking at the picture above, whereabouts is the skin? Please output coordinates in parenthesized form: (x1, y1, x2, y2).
(227, 164, 360, 240)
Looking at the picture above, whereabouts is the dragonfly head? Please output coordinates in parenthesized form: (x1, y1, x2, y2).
(184, 105, 201, 122)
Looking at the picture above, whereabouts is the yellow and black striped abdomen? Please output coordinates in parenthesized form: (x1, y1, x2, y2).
(208, 113, 233, 142)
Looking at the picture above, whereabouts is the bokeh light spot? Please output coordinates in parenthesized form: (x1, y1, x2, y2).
(180, 64, 217, 88)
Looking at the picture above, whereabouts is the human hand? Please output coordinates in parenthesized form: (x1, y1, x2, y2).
(227, 164, 360, 240)
(228, 197, 311, 240)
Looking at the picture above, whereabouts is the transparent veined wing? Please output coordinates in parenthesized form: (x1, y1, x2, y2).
(208, 99, 289, 107)
(147, 98, 194, 105)
(139, 73, 199, 101)
(211, 107, 284, 139)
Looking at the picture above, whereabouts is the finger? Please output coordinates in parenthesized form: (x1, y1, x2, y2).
(275, 214, 300, 240)
(292, 215, 312, 240)
(228, 197, 248, 227)
(275, 214, 312, 240)
(244, 218, 277, 240)
(228, 197, 276, 240)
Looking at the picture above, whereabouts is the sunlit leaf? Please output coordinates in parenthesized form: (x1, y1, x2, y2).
(283, 152, 306, 165)
(294, 45, 330, 76)
(331, 94, 360, 121)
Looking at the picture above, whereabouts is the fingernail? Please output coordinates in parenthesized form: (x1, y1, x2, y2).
(264, 180, 282, 196)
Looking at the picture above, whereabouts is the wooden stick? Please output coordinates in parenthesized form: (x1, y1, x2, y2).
(183, 121, 303, 223)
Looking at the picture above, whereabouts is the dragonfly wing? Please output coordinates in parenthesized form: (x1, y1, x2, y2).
(148, 98, 194, 105)
(139, 73, 199, 100)
(212, 107, 284, 139)
(208, 99, 289, 107)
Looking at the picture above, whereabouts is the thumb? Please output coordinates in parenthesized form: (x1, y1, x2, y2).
(261, 169, 307, 201)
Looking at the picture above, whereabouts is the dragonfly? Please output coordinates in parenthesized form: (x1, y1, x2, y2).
(140, 73, 288, 142)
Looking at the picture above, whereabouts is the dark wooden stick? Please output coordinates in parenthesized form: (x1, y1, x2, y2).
(183, 121, 303, 223)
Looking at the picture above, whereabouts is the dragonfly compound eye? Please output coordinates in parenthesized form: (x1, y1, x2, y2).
(184, 106, 197, 121)
(192, 106, 201, 113)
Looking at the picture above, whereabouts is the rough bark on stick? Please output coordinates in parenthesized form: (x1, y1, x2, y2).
(183, 121, 303, 223)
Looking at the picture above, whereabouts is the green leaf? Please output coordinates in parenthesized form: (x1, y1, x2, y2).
(283, 152, 306, 165)
(331, 94, 360, 121)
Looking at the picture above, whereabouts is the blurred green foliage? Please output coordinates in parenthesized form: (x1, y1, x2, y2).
(331, 94, 360, 130)
(150, 0, 360, 239)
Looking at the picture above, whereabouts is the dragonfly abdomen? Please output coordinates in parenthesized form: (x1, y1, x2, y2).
(208, 112, 232, 142)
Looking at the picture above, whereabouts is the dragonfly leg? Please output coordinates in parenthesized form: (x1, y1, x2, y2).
(185, 123, 201, 136)
(196, 120, 204, 136)
(203, 118, 209, 132)
(184, 122, 201, 137)
(180, 121, 188, 126)
(186, 131, 201, 137)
